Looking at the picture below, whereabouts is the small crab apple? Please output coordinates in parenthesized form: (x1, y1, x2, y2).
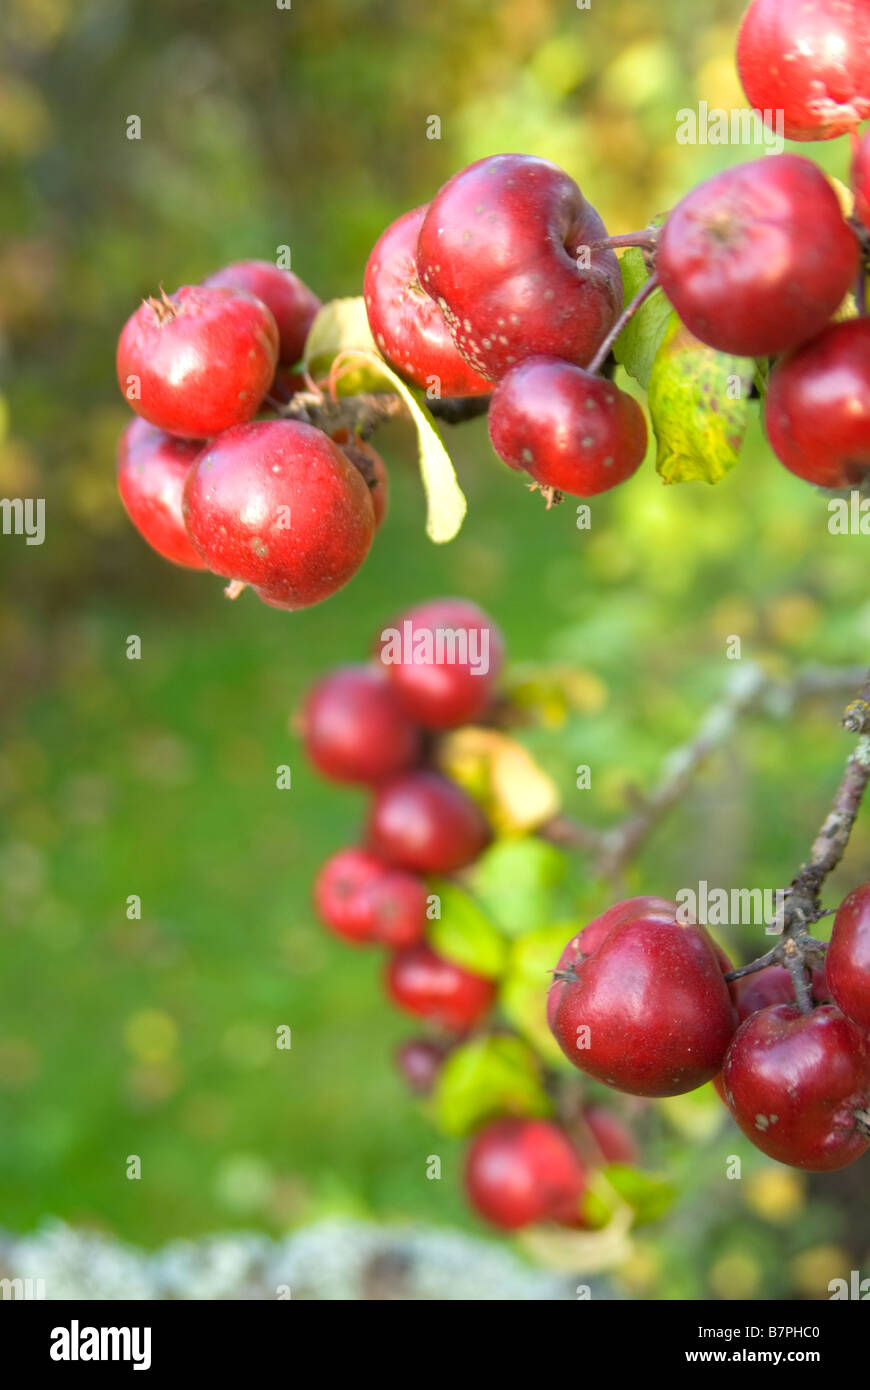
(116, 418, 205, 569)
(417, 154, 623, 380)
(737, 0, 870, 142)
(385, 942, 496, 1031)
(377, 598, 504, 730)
(116, 285, 279, 439)
(548, 899, 737, 1097)
(764, 318, 870, 488)
(364, 205, 491, 398)
(721, 1004, 870, 1170)
(827, 881, 870, 1031)
(300, 665, 422, 785)
(582, 1105, 640, 1166)
(314, 848, 429, 948)
(656, 155, 858, 357)
(547, 896, 676, 1030)
(395, 1037, 452, 1095)
(202, 260, 321, 366)
(360, 867, 429, 948)
(464, 1118, 587, 1230)
(488, 357, 647, 499)
(368, 770, 491, 873)
(182, 419, 375, 609)
(314, 848, 386, 944)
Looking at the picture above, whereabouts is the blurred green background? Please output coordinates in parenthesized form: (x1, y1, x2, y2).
(2, 0, 870, 1300)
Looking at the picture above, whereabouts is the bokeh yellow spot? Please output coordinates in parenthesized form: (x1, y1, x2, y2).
(709, 1252, 762, 1299)
(745, 1167, 805, 1223)
(791, 1245, 851, 1299)
(766, 594, 821, 646)
(123, 1009, 178, 1063)
(619, 1241, 661, 1293)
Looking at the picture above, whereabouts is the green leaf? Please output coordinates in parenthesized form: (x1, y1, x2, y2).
(303, 298, 385, 396)
(302, 298, 466, 543)
(603, 1164, 676, 1225)
(304, 296, 377, 362)
(383, 374, 468, 543)
(647, 318, 754, 485)
(499, 923, 576, 1066)
(433, 1034, 552, 1137)
(428, 880, 508, 979)
(469, 838, 568, 938)
(612, 247, 672, 389)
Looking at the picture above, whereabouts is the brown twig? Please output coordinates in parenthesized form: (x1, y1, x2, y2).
(587, 273, 660, 376)
(539, 662, 869, 886)
(274, 386, 489, 439)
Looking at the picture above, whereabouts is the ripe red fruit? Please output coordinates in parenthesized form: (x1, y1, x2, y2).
(737, 0, 870, 142)
(827, 881, 870, 1030)
(202, 260, 320, 366)
(548, 900, 737, 1097)
(300, 665, 423, 785)
(732, 962, 830, 1022)
(364, 205, 492, 398)
(376, 598, 504, 730)
(116, 418, 205, 569)
(582, 1105, 640, 1166)
(417, 154, 622, 381)
(368, 770, 491, 873)
(764, 319, 870, 488)
(464, 1118, 587, 1230)
(488, 356, 647, 498)
(361, 867, 429, 948)
(395, 1037, 451, 1095)
(721, 1004, 870, 1170)
(314, 848, 428, 948)
(853, 129, 870, 231)
(182, 419, 375, 609)
(116, 285, 279, 438)
(656, 155, 857, 357)
(385, 942, 495, 1031)
(546, 896, 677, 1030)
(314, 848, 385, 944)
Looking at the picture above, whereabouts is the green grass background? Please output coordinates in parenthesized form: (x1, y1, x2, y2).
(2, 0, 870, 1298)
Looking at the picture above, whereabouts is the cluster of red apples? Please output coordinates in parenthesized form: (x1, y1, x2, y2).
(115, 262, 390, 610)
(548, 892, 870, 1184)
(364, 158, 647, 503)
(663, 0, 870, 490)
(365, 0, 870, 496)
(112, 0, 870, 615)
(302, 599, 641, 1231)
(302, 602, 870, 1232)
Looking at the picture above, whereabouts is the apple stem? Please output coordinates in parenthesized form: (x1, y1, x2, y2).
(590, 231, 659, 253)
(224, 579, 246, 600)
(855, 1109, 870, 1138)
(856, 265, 868, 317)
(587, 274, 660, 376)
(723, 949, 779, 983)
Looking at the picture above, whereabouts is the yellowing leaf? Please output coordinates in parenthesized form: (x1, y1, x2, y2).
(647, 318, 753, 484)
(303, 296, 377, 362)
(439, 727, 561, 832)
(303, 298, 466, 543)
